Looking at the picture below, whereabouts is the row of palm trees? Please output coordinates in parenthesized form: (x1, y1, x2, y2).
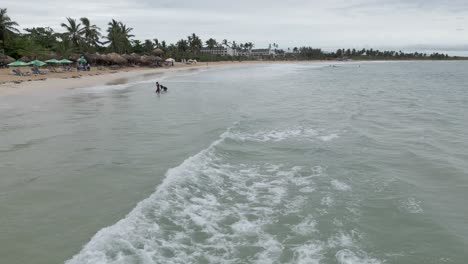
(0, 8, 19, 48)
(1, 8, 259, 59)
(59, 17, 136, 54)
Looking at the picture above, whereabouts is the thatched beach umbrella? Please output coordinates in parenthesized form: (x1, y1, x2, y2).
(122, 54, 132, 61)
(19, 56, 31, 62)
(139, 55, 156, 65)
(129, 53, 140, 63)
(0, 54, 15, 64)
(83, 53, 100, 64)
(154, 56, 162, 61)
(152, 48, 164, 55)
(105, 53, 127, 65)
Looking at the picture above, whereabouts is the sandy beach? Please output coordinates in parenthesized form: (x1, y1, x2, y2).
(0, 61, 292, 96)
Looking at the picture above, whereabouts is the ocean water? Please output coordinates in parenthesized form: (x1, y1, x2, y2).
(1, 61, 467, 264)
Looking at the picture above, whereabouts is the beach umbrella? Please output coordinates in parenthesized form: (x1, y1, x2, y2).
(0, 54, 15, 64)
(19, 56, 31, 62)
(28, 60, 46, 66)
(140, 55, 155, 65)
(105, 53, 127, 64)
(152, 48, 164, 55)
(165, 58, 175, 62)
(45, 59, 60, 63)
(154, 56, 162, 61)
(8, 61, 29, 67)
(77, 57, 87, 63)
(59, 59, 73, 64)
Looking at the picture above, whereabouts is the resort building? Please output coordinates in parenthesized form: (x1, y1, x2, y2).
(200, 47, 276, 57)
(250, 49, 275, 57)
(200, 47, 236, 56)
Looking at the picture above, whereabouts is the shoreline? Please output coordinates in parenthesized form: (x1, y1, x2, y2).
(0, 60, 287, 96)
(0, 59, 460, 96)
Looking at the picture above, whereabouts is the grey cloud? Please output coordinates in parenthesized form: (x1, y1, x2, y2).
(3, 0, 468, 50)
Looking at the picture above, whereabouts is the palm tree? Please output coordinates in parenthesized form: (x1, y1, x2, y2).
(105, 19, 134, 54)
(231, 41, 238, 50)
(61, 17, 84, 48)
(0, 8, 19, 48)
(80, 17, 101, 50)
(144, 39, 154, 53)
(176, 39, 189, 52)
(222, 39, 230, 48)
(18, 38, 48, 59)
(206, 38, 217, 50)
(54, 34, 76, 58)
(187, 33, 202, 53)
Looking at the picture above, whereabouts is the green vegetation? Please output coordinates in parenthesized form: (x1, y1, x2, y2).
(0, 8, 463, 64)
(283, 47, 455, 60)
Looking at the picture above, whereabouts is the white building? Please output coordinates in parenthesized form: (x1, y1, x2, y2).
(200, 47, 236, 56)
(200, 47, 276, 57)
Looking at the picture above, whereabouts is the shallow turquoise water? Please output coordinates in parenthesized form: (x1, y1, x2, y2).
(1, 61, 467, 264)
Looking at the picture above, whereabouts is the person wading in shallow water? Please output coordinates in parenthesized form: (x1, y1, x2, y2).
(155, 82, 161, 94)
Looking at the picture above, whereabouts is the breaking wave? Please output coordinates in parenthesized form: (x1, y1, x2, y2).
(66, 126, 380, 264)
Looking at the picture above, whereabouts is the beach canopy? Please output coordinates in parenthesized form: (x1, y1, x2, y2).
(8, 61, 29, 67)
(28, 60, 46, 66)
(77, 57, 87, 63)
(45, 59, 60, 63)
(59, 59, 73, 64)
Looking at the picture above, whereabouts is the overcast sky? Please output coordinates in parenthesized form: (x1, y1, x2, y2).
(4, 0, 468, 51)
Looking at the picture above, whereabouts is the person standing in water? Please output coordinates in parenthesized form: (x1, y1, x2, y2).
(155, 82, 161, 94)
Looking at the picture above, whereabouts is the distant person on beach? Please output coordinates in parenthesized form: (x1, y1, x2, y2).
(155, 82, 161, 93)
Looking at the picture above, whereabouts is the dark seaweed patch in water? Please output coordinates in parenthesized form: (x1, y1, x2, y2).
(106, 78, 128, 85)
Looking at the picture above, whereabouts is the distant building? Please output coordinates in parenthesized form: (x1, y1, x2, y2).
(200, 47, 276, 57)
(250, 49, 275, 57)
(200, 47, 235, 56)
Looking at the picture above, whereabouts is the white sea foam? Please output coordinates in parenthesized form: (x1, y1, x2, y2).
(336, 249, 382, 264)
(319, 133, 340, 142)
(66, 127, 377, 264)
(399, 197, 423, 214)
(331, 179, 352, 191)
(292, 243, 323, 264)
(225, 126, 318, 142)
(292, 215, 317, 235)
(321, 196, 335, 207)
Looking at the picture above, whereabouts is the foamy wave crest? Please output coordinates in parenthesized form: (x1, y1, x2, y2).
(224, 126, 340, 143)
(336, 249, 382, 264)
(399, 197, 423, 214)
(66, 128, 320, 264)
(331, 179, 352, 191)
(66, 127, 378, 264)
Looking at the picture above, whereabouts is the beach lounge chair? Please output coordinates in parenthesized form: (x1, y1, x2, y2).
(10, 69, 29, 76)
(31, 68, 46, 75)
(17, 69, 30, 76)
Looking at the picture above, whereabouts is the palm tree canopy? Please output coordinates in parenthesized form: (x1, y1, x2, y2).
(80, 17, 101, 47)
(60, 17, 84, 48)
(105, 19, 134, 54)
(0, 8, 20, 47)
